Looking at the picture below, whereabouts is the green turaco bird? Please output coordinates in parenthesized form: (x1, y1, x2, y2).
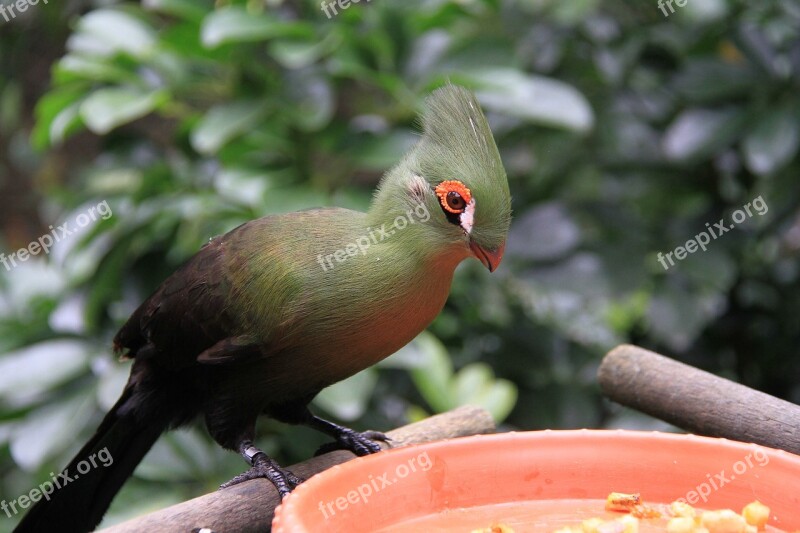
(16, 84, 511, 532)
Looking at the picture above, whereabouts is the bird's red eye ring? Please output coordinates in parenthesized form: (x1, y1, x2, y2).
(435, 180, 472, 214)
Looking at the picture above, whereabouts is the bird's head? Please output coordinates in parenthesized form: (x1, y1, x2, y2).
(389, 85, 512, 272)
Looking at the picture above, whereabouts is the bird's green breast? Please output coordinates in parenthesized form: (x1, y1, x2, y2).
(221, 208, 460, 395)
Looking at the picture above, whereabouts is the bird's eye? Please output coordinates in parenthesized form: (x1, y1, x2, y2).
(435, 180, 472, 214)
(446, 191, 466, 211)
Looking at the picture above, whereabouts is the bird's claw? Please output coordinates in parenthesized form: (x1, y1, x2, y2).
(315, 429, 391, 457)
(219, 455, 304, 499)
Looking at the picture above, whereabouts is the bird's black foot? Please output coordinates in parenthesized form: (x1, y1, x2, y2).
(221, 441, 304, 499)
(314, 428, 391, 456)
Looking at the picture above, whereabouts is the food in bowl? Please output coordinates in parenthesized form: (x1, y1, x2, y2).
(469, 494, 779, 533)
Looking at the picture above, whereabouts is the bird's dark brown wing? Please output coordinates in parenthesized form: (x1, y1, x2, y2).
(113, 235, 243, 371)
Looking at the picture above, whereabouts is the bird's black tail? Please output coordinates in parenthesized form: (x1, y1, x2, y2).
(14, 388, 168, 533)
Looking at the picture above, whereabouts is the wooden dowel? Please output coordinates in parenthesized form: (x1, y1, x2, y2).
(100, 405, 495, 533)
(598, 344, 800, 455)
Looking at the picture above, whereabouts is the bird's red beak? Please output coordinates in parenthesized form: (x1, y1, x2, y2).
(469, 241, 505, 273)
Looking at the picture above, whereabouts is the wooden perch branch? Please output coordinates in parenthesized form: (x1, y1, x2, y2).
(100, 405, 495, 533)
(598, 344, 800, 455)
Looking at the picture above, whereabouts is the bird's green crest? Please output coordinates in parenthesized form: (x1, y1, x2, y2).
(418, 85, 511, 250)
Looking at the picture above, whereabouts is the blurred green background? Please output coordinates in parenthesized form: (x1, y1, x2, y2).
(1, 0, 799, 528)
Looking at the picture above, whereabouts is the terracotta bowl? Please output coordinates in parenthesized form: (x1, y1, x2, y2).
(272, 430, 800, 532)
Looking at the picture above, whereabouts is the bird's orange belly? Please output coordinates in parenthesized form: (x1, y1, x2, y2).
(282, 292, 447, 393)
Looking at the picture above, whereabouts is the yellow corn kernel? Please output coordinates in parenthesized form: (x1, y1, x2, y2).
(701, 509, 748, 533)
(582, 518, 606, 533)
(670, 501, 698, 518)
(471, 526, 516, 533)
(667, 517, 696, 533)
(606, 492, 641, 512)
(618, 514, 639, 533)
(742, 501, 770, 530)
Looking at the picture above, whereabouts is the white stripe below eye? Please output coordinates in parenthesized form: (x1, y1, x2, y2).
(460, 198, 475, 234)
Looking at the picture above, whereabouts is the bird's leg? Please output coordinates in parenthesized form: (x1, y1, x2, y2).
(219, 440, 304, 498)
(304, 414, 391, 457)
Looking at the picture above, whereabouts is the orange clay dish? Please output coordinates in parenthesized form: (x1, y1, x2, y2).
(470, 493, 793, 533)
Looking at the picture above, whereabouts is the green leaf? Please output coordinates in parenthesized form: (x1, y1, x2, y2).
(0, 340, 90, 406)
(190, 101, 269, 155)
(136, 430, 217, 481)
(742, 106, 800, 176)
(54, 55, 139, 85)
(314, 370, 378, 421)
(142, 0, 208, 22)
(347, 130, 418, 172)
(673, 60, 756, 103)
(214, 167, 271, 206)
(32, 85, 87, 149)
(647, 283, 729, 352)
(84, 168, 143, 200)
(453, 363, 492, 405)
(405, 405, 430, 423)
(200, 7, 311, 48)
(546, 0, 600, 24)
(478, 379, 518, 423)
(476, 380, 517, 424)
(11, 395, 96, 470)
(0, 82, 21, 132)
(268, 33, 339, 69)
(69, 9, 156, 59)
(460, 68, 594, 132)
(682, 0, 729, 22)
(158, 21, 209, 58)
(506, 203, 581, 261)
(97, 359, 131, 410)
(453, 363, 518, 423)
(379, 333, 431, 369)
(80, 88, 168, 134)
(662, 108, 746, 162)
(50, 100, 85, 145)
(409, 332, 454, 413)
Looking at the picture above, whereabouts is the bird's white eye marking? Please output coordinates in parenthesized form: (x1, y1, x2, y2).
(409, 174, 428, 201)
(460, 198, 476, 234)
